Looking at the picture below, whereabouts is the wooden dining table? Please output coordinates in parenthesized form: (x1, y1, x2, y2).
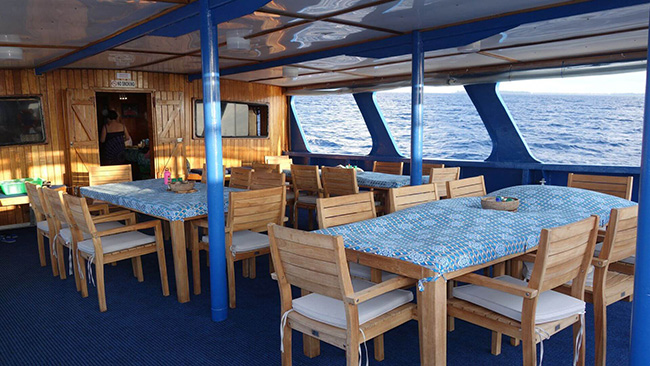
(314, 184, 636, 365)
(80, 179, 242, 303)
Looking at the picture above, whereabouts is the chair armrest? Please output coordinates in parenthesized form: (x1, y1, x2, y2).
(88, 203, 109, 215)
(92, 210, 135, 224)
(345, 276, 417, 305)
(191, 219, 209, 228)
(516, 253, 537, 263)
(592, 258, 609, 268)
(94, 220, 161, 237)
(455, 273, 538, 299)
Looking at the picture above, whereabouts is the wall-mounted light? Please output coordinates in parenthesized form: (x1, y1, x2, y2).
(282, 66, 299, 78)
(0, 35, 23, 60)
(119, 94, 128, 101)
(226, 30, 251, 51)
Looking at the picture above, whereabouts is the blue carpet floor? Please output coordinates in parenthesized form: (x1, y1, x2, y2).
(0, 225, 632, 365)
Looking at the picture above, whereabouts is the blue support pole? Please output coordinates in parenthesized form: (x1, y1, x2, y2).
(630, 8, 650, 363)
(465, 83, 540, 164)
(353, 92, 402, 157)
(199, 0, 227, 322)
(410, 31, 424, 186)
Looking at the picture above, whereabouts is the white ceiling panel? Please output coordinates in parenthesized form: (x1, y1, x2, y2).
(262, 0, 391, 17)
(132, 56, 203, 74)
(222, 66, 315, 82)
(1, 0, 174, 47)
(296, 54, 411, 71)
(330, 0, 570, 33)
(116, 32, 201, 55)
(261, 71, 366, 87)
(425, 53, 509, 72)
(0, 47, 70, 69)
(217, 12, 300, 45)
(218, 21, 392, 60)
(66, 51, 173, 70)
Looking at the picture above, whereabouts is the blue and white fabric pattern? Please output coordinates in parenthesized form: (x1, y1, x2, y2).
(315, 185, 636, 289)
(283, 169, 427, 189)
(80, 179, 243, 222)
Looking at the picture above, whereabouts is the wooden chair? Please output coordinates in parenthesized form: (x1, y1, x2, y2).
(268, 224, 416, 366)
(422, 163, 445, 171)
(429, 167, 461, 199)
(290, 165, 323, 230)
(190, 187, 286, 307)
(372, 161, 403, 175)
(88, 164, 133, 186)
(250, 171, 286, 190)
(448, 216, 600, 366)
(567, 173, 633, 200)
(321, 166, 358, 197)
(317, 192, 376, 231)
(25, 183, 58, 276)
(229, 167, 253, 189)
(63, 194, 169, 312)
(447, 175, 486, 198)
(265, 155, 293, 172)
(252, 162, 281, 173)
(387, 184, 438, 213)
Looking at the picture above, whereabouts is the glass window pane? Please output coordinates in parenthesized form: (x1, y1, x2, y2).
(194, 100, 268, 138)
(376, 91, 491, 160)
(0, 97, 47, 146)
(293, 95, 372, 155)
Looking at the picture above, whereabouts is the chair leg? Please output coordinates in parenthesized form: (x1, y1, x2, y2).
(510, 337, 520, 347)
(269, 255, 274, 274)
(131, 258, 138, 278)
(242, 258, 250, 278)
(574, 315, 586, 366)
(43, 233, 58, 277)
(163, 221, 171, 241)
(249, 257, 257, 279)
(521, 335, 536, 366)
(134, 256, 144, 282)
(111, 262, 117, 267)
(71, 245, 81, 292)
(282, 324, 292, 366)
(491, 331, 502, 355)
(227, 257, 237, 309)
(293, 203, 299, 229)
(36, 231, 46, 267)
(56, 241, 66, 280)
(191, 232, 202, 295)
(95, 259, 107, 312)
(78, 254, 89, 298)
(447, 280, 455, 332)
(346, 340, 360, 366)
(155, 227, 170, 297)
(308, 209, 314, 231)
(373, 336, 385, 361)
(594, 298, 607, 366)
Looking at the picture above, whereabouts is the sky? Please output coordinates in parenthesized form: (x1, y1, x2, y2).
(385, 70, 647, 94)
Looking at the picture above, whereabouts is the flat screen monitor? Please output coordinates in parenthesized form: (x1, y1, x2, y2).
(0, 96, 46, 146)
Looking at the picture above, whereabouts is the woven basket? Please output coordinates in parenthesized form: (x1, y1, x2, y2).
(481, 197, 519, 212)
(170, 181, 195, 192)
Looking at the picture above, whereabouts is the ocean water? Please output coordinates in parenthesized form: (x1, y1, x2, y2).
(293, 92, 644, 166)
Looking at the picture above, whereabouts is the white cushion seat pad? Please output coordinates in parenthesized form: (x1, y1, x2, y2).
(202, 230, 269, 253)
(296, 195, 317, 205)
(37, 221, 68, 233)
(348, 262, 399, 282)
(78, 230, 156, 255)
(453, 275, 585, 324)
(292, 278, 414, 329)
(59, 222, 124, 244)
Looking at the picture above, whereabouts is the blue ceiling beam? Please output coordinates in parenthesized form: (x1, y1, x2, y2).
(187, 0, 647, 81)
(35, 0, 269, 75)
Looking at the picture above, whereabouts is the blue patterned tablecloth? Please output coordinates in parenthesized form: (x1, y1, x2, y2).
(80, 179, 243, 222)
(315, 185, 636, 288)
(283, 169, 427, 189)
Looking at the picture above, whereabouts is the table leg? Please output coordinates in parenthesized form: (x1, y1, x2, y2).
(417, 278, 446, 366)
(170, 220, 190, 303)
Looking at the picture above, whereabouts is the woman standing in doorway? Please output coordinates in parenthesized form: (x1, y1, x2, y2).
(100, 110, 132, 165)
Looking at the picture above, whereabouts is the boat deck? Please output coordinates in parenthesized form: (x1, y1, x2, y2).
(0, 225, 632, 365)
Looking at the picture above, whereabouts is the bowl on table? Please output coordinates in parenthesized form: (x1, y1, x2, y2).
(169, 181, 196, 193)
(481, 196, 519, 212)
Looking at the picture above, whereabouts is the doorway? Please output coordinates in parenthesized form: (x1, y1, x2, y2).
(95, 92, 154, 180)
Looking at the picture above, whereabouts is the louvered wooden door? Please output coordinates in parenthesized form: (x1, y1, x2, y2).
(64, 89, 99, 187)
(153, 92, 185, 178)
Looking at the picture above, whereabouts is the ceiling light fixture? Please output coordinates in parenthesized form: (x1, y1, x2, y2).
(226, 30, 251, 51)
(282, 67, 299, 78)
(457, 40, 481, 54)
(0, 34, 23, 60)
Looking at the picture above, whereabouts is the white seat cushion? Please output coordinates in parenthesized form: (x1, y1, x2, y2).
(453, 275, 585, 324)
(296, 195, 317, 205)
(292, 278, 414, 329)
(594, 242, 635, 264)
(348, 262, 398, 282)
(37, 220, 69, 234)
(59, 222, 124, 244)
(78, 230, 156, 255)
(202, 230, 269, 254)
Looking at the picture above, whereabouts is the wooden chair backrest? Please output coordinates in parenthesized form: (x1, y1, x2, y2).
(599, 205, 638, 265)
(250, 171, 286, 190)
(265, 155, 293, 171)
(373, 161, 403, 175)
(567, 173, 633, 200)
(229, 167, 253, 189)
(321, 166, 358, 197)
(422, 163, 445, 173)
(227, 186, 286, 233)
(42, 187, 70, 231)
(317, 192, 376, 229)
(202, 163, 207, 184)
(62, 194, 97, 236)
(25, 183, 46, 220)
(268, 224, 353, 301)
(252, 162, 281, 173)
(388, 184, 438, 213)
(88, 164, 132, 186)
(429, 167, 461, 198)
(529, 216, 599, 294)
(446, 175, 486, 198)
(290, 164, 322, 195)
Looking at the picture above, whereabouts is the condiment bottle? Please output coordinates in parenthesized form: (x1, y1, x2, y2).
(164, 168, 171, 186)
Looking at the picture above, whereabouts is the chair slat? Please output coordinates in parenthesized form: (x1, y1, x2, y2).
(373, 161, 403, 175)
(567, 173, 633, 200)
(388, 184, 438, 213)
(317, 192, 376, 229)
(88, 165, 132, 186)
(229, 167, 252, 189)
(322, 166, 358, 197)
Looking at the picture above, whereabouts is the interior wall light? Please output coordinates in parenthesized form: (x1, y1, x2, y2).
(282, 66, 299, 78)
(119, 94, 128, 101)
(0, 35, 23, 60)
